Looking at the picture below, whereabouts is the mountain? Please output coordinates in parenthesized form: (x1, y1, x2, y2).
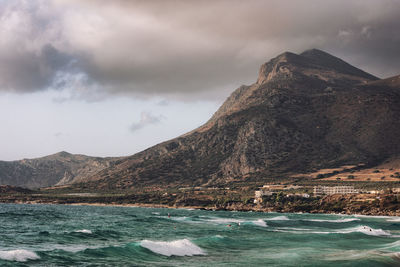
(0, 152, 120, 188)
(2, 49, 400, 191)
(70, 49, 400, 190)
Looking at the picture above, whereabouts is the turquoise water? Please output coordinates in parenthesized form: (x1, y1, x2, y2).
(1, 204, 400, 266)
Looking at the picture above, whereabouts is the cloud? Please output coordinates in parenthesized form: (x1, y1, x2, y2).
(130, 111, 165, 132)
(1, 0, 400, 100)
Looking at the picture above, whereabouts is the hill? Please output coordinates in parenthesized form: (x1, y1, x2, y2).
(0, 152, 120, 188)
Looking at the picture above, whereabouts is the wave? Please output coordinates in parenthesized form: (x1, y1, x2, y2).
(206, 218, 246, 224)
(387, 218, 400, 222)
(323, 249, 382, 261)
(355, 215, 390, 219)
(380, 240, 400, 250)
(265, 216, 290, 221)
(0, 249, 40, 262)
(140, 239, 205, 257)
(51, 244, 103, 253)
(391, 252, 400, 263)
(338, 226, 391, 236)
(310, 226, 391, 236)
(252, 219, 267, 227)
(306, 218, 360, 223)
(74, 229, 92, 234)
(272, 226, 391, 236)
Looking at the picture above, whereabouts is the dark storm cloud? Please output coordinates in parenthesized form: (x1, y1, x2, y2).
(1, 0, 399, 99)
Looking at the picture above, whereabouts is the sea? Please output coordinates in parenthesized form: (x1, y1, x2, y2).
(1, 203, 400, 266)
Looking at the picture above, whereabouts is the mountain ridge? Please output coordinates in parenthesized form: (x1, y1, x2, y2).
(0, 152, 122, 188)
(69, 48, 400, 190)
(1, 49, 399, 190)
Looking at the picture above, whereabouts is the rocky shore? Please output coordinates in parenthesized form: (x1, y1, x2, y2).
(0, 191, 399, 216)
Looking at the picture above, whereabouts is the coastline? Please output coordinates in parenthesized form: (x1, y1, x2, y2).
(1, 199, 399, 217)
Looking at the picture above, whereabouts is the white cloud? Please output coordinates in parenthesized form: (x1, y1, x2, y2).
(130, 111, 165, 132)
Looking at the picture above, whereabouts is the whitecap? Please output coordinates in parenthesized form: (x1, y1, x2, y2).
(74, 229, 92, 234)
(335, 226, 391, 236)
(252, 219, 267, 227)
(354, 215, 390, 219)
(310, 226, 391, 236)
(307, 218, 360, 223)
(140, 239, 205, 257)
(387, 217, 400, 222)
(272, 226, 391, 236)
(0, 249, 40, 262)
(265, 216, 290, 221)
(206, 218, 246, 224)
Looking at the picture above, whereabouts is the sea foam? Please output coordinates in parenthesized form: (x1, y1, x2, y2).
(330, 226, 391, 236)
(0, 249, 40, 262)
(140, 239, 205, 256)
(253, 219, 268, 227)
(307, 218, 360, 223)
(207, 218, 245, 224)
(266, 216, 290, 221)
(273, 225, 391, 236)
(74, 229, 92, 234)
(387, 217, 400, 222)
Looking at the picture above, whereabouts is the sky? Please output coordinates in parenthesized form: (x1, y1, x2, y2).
(0, 0, 399, 161)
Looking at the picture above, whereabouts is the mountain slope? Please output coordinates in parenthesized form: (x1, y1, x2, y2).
(74, 49, 400, 190)
(0, 152, 120, 188)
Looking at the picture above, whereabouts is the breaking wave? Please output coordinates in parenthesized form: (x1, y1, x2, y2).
(306, 218, 360, 223)
(386, 217, 400, 222)
(140, 239, 205, 257)
(252, 219, 268, 227)
(266, 216, 290, 221)
(272, 225, 392, 236)
(74, 229, 92, 234)
(0, 249, 40, 262)
(314, 226, 391, 236)
(351, 226, 391, 236)
(206, 218, 245, 224)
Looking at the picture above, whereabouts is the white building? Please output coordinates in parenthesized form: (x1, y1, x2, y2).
(314, 186, 359, 196)
(254, 189, 273, 203)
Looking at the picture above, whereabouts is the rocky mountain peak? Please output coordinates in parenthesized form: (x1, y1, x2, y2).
(256, 48, 378, 86)
(55, 151, 72, 158)
(256, 51, 299, 84)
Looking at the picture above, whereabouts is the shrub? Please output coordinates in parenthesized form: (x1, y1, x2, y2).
(347, 175, 355, 179)
(373, 170, 380, 173)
